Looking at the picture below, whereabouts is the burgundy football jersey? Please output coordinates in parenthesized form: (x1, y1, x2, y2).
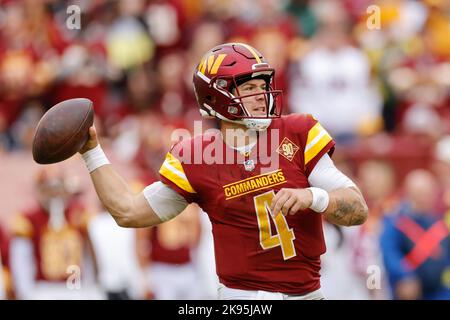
(11, 200, 90, 282)
(159, 114, 335, 294)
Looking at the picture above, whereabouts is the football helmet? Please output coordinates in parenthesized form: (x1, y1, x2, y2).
(193, 43, 282, 131)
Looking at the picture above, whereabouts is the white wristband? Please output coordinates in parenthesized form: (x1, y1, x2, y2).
(81, 144, 110, 173)
(307, 187, 329, 213)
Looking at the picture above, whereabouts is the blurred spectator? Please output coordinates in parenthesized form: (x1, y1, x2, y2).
(338, 160, 402, 300)
(0, 0, 449, 301)
(432, 135, 450, 215)
(286, 0, 319, 38)
(154, 50, 196, 118)
(88, 207, 147, 300)
(230, 0, 298, 96)
(321, 222, 373, 299)
(9, 100, 46, 150)
(136, 204, 206, 299)
(380, 170, 450, 300)
(144, 0, 183, 51)
(105, 1, 154, 72)
(191, 210, 220, 300)
(289, 0, 382, 143)
(358, 160, 398, 221)
(9, 166, 101, 299)
(55, 44, 109, 124)
(365, 1, 450, 134)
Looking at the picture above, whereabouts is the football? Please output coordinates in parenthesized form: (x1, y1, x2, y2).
(32, 98, 94, 164)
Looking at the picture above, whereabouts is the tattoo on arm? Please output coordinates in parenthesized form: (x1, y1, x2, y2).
(325, 189, 368, 226)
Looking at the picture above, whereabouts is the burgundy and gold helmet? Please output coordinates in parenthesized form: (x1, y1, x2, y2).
(193, 43, 282, 131)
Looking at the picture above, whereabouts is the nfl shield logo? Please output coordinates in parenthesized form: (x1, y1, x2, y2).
(244, 159, 255, 171)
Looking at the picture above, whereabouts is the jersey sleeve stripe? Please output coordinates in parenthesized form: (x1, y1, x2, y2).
(305, 134, 332, 165)
(159, 153, 196, 194)
(304, 123, 332, 165)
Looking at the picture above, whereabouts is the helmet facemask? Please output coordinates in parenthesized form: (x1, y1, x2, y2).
(209, 70, 282, 131)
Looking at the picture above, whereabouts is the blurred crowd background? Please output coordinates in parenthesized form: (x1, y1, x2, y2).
(0, 0, 449, 300)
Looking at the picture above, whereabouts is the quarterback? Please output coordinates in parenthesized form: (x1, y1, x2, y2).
(79, 43, 368, 299)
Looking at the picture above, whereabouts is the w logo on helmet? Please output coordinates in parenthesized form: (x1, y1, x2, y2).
(198, 54, 227, 75)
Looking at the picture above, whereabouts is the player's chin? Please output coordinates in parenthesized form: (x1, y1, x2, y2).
(250, 110, 267, 117)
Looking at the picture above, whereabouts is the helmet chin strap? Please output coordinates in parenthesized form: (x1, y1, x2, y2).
(240, 92, 275, 131)
(242, 118, 272, 131)
(218, 116, 272, 131)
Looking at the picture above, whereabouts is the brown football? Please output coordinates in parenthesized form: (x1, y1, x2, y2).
(32, 98, 94, 164)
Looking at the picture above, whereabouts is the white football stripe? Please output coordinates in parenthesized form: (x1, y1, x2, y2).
(305, 130, 327, 152)
(163, 160, 189, 182)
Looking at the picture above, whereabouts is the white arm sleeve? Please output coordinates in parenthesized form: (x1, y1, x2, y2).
(10, 238, 36, 300)
(143, 181, 189, 222)
(308, 154, 356, 191)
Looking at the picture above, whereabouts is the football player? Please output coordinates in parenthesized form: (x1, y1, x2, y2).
(79, 43, 368, 299)
(136, 203, 204, 300)
(9, 167, 100, 299)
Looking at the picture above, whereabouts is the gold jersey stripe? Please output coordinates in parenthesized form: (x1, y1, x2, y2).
(241, 43, 262, 63)
(305, 122, 326, 148)
(159, 153, 196, 194)
(304, 132, 332, 165)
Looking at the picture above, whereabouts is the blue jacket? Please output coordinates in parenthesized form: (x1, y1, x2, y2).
(380, 203, 450, 300)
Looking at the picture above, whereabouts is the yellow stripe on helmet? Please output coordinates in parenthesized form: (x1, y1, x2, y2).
(240, 43, 262, 64)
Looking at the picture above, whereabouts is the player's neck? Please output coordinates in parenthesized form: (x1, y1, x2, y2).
(220, 121, 258, 149)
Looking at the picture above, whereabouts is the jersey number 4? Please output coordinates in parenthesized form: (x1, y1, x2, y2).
(253, 190, 297, 260)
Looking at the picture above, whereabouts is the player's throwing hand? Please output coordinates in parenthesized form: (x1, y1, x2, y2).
(79, 126, 99, 154)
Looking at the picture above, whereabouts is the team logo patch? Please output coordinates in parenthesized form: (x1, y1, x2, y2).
(276, 137, 299, 161)
(243, 159, 255, 172)
(198, 54, 227, 75)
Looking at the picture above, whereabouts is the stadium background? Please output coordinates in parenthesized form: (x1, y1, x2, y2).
(0, 0, 449, 299)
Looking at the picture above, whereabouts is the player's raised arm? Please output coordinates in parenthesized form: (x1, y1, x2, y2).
(79, 127, 186, 228)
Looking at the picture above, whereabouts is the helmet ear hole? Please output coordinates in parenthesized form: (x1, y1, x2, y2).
(206, 95, 215, 103)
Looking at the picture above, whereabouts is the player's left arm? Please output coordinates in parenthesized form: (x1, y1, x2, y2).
(270, 154, 368, 226)
(320, 186, 368, 226)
